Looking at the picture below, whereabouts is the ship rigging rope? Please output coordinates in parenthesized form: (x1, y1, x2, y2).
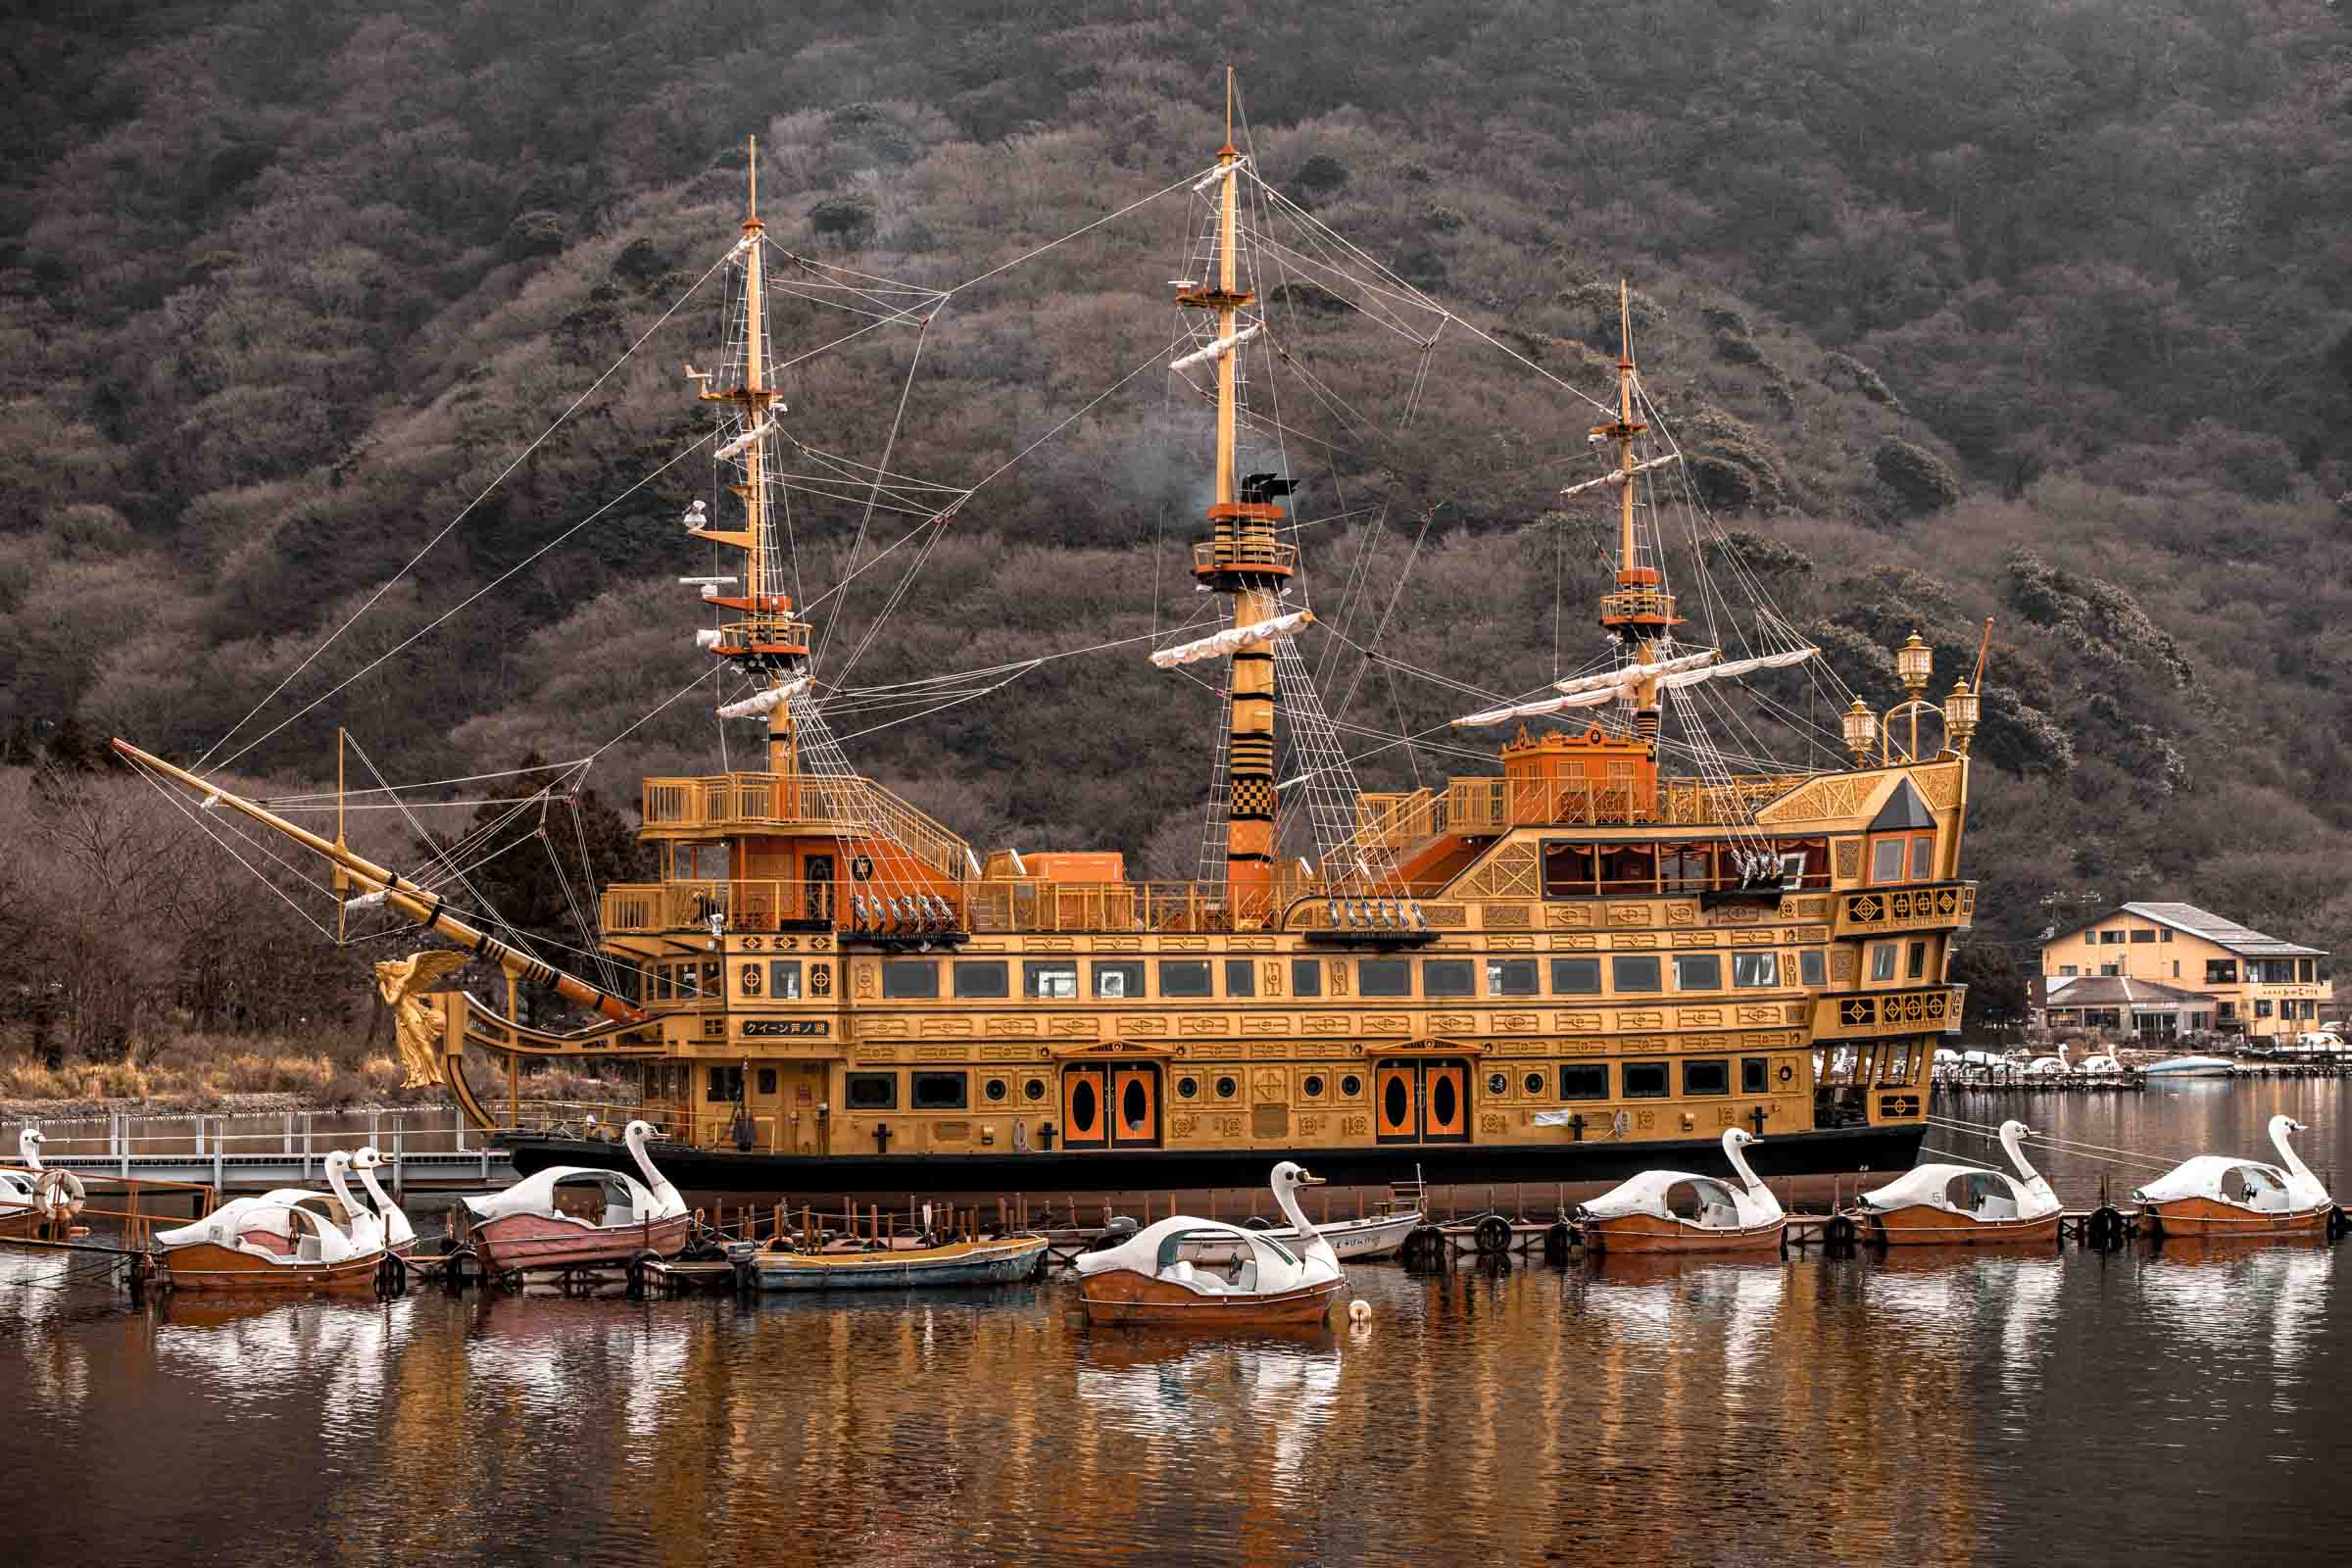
(193, 242, 739, 774)
(128, 762, 335, 940)
(815, 310, 941, 681)
(1928, 1114, 2183, 1179)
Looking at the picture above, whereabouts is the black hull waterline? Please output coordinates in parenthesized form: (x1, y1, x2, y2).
(501, 1122, 1926, 1198)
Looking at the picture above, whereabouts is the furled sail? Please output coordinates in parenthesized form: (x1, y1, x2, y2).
(1451, 646, 1817, 727)
(1150, 610, 1314, 669)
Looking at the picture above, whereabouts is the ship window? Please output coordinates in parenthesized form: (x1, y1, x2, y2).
(768, 960, 803, 1000)
(1798, 950, 1827, 987)
(706, 1065, 744, 1102)
(881, 960, 939, 999)
(1673, 955, 1722, 991)
(672, 842, 732, 881)
(2256, 1000, 2274, 1018)
(1880, 1045, 1919, 1086)
(1093, 960, 1145, 1000)
(1552, 957, 1602, 995)
(1023, 1077, 1046, 1101)
(985, 1078, 1008, 1102)
(1906, 941, 1927, 981)
(1488, 958, 1539, 996)
(1909, 833, 1935, 880)
(1734, 953, 1779, 988)
(1024, 961, 1078, 1000)
(1611, 956, 1662, 993)
(1487, 1071, 1508, 1095)
(1543, 842, 1597, 898)
(1340, 1074, 1363, 1098)
(1224, 959, 1256, 998)
(1158, 960, 1212, 998)
(1523, 1070, 1545, 1095)
(1869, 836, 1906, 884)
(1598, 843, 1657, 896)
(911, 1071, 967, 1110)
(1423, 959, 1476, 996)
(1301, 1074, 1325, 1099)
(1660, 844, 1716, 895)
(702, 959, 721, 997)
(758, 1068, 777, 1096)
(846, 1072, 897, 1109)
(1623, 1061, 1669, 1098)
(1740, 1057, 1769, 1094)
(1292, 958, 1323, 998)
(1870, 944, 1898, 982)
(1559, 1064, 1608, 1100)
(953, 959, 1009, 999)
(1214, 1075, 1238, 1099)
(1176, 1076, 1199, 1099)
(1359, 958, 1412, 997)
(1683, 1059, 1730, 1096)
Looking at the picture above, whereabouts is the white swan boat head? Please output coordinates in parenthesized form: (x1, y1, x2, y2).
(2133, 1114, 2331, 1214)
(1583, 1128, 1787, 1231)
(351, 1146, 417, 1249)
(1862, 1119, 2062, 1224)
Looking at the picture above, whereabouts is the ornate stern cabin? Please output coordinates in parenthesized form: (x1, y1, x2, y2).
(114, 102, 1983, 1196)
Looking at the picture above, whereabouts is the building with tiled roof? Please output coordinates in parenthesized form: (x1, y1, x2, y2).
(2039, 902, 2333, 1040)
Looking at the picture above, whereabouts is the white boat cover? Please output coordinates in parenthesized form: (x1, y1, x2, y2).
(1863, 1164, 2060, 1220)
(1074, 1162, 1344, 1294)
(1581, 1129, 1785, 1229)
(2143, 1055, 2234, 1076)
(156, 1202, 362, 1263)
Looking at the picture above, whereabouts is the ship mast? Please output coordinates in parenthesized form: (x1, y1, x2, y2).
(1594, 281, 1679, 742)
(691, 136, 808, 779)
(1181, 70, 1295, 926)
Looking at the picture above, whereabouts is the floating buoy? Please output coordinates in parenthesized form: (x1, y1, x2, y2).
(1348, 1298, 1371, 1323)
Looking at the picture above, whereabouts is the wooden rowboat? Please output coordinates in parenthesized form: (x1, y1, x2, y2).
(742, 1234, 1048, 1291)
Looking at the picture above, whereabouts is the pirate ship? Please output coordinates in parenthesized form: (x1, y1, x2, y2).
(117, 81, 1981, 1195)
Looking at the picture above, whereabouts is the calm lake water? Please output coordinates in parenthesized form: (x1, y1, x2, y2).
(5, 1079, 2347, 1567)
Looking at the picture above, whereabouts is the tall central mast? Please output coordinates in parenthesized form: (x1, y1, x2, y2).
(691, 136, 809, 779)
(1593, 280, 1679, 742)
(1180, 70, 1294, 925)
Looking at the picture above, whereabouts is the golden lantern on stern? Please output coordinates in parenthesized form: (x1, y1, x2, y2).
(1944, 679, 1981, 755)
(1896, 631, 1933, 694)
(1840, 699, 1879, 766)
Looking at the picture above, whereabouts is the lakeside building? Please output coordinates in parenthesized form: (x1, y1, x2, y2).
(2038, 902, 2332, 1041)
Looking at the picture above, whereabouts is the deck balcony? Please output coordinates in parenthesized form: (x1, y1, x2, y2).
(637, 772, 970, 880)
(1352, 770, 1812, 846)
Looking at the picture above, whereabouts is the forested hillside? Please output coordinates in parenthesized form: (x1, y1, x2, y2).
(5, 0, 2352, 1067)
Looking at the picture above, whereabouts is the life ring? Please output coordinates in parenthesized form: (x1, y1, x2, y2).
(34, 1169, 85, 1223)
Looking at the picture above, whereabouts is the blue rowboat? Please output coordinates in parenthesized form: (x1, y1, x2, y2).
(741, 1233, 1049, 1291)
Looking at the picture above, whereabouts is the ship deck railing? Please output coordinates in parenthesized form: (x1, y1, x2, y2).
(601, 875, 1332, 937)
(637, 771, 971, 879)
(1351, 771, 1816, 847)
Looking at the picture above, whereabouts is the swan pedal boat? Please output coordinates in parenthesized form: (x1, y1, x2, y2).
(461, 1119, 690, 1273)
(1857, 1119, 2062, 1245)
(151, 1152, 388, 1294)
(2133, 1115, 2335, 1238)
(741, 1233, 1050, 1291)
(1076, 1162, 1346, 1328)
(1580, 1128, 1787, 1253)
(1, 1129, 58, 1240)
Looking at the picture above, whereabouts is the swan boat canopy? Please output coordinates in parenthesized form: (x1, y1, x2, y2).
(1076, 1161, 1346, 1327)
(112, 77, 1984, 1200)
(2132, 1114, 2334, 1238)
(459, 1118, 691, 1274)
(1579, 1128, 1788, 1253)
(1858, 1118, 2061, 1245)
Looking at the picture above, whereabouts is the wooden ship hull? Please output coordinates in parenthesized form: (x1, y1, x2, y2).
(1078, 1268, 1345, 1328)
(468, 1210, 691, 1274)
(2138, 1198, 2332, 1239)
(1581, 1211, 1787, 1254)
(743, 1234, 1047, 1291)
(156, 1242, 384, 1295)
(1861, 1205, 2062, 1246)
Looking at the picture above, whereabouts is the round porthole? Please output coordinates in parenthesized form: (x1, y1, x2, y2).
(1302, 1074, 1326, 1098)
(1341, 1074, 1362, 1098)
(1487, 1071, 1508, 1095)
(1177, 1075, 1199, 1099)
(1023, 1078, 1046, 1102)
(1215, 1075, 1238, 1100)
(1523, 1071, 1544, 1095)
(985, 1078, 1007, 1102)
(1778, 1064, 1794, 1083)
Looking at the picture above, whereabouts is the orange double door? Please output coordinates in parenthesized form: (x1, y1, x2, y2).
(1061, 1063, 1161, 1149)
(1373, 1057, 1471, 1144)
